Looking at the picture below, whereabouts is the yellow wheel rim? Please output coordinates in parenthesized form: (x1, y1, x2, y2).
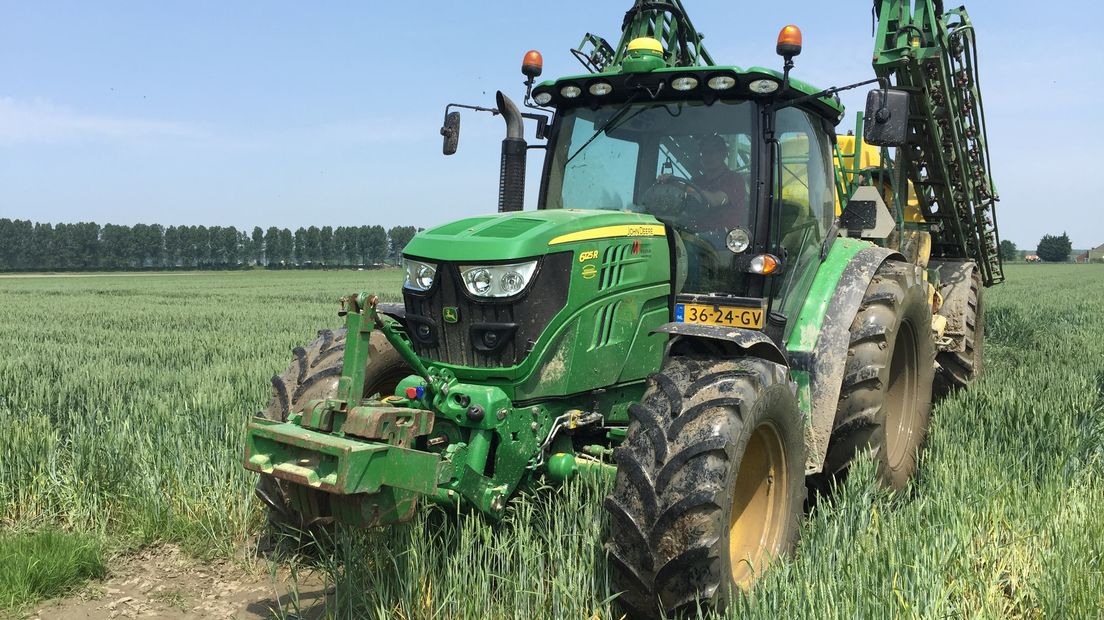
(728, 421, 789, 589)
(885, 321, 919, 470)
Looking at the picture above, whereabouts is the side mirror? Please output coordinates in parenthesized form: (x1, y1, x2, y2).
(441, 111, 460, 155)
(863, 88, 909, 147)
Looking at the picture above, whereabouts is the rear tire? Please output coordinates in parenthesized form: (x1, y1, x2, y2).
(254, 328, 410, 530)
(825, 261, 935, 490)
(604, 357, 805, 618)
(935, 267, 985, 394)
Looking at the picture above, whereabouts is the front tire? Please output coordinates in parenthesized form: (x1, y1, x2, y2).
(254, 327, 410, 529)
(604, 357, 806, 618)
(825, 261, 935, 490)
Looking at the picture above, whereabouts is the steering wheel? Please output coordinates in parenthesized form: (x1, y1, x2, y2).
(639, 176, 709, 220)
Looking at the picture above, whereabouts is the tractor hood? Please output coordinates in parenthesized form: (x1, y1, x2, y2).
(402, 209, 665, 262)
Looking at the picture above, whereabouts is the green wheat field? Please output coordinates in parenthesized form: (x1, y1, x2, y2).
(1, 265, 1101, 618)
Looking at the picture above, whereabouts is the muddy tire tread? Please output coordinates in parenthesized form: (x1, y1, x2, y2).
(825, 261, 935, 489)
(936, 269, 985, 392)
(605, 357, 804, 618)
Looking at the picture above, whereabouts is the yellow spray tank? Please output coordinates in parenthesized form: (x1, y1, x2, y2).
(834, 134, 924, 223)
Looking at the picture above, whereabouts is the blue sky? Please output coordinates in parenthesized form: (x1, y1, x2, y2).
(2, 1, 1102, 250)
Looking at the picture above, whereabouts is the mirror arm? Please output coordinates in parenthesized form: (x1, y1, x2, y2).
(444, 102, 500, 122)
(520, 112, 551, 140)
(440, 105, 549, 139)
(775, 77, 879, 111)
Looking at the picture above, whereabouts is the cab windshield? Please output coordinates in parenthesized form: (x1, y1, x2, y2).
(543, 100, 757, 293)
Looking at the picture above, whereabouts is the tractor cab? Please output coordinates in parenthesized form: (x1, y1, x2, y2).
(535, 65, 842, 333)
(510, 27, 847, 343)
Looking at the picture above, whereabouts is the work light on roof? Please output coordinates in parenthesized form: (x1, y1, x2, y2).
(707, 75, 737, 90)
(588, 82, 613, 96)
(749, 78, 780, 94)
(560, 85, 582, 98)
(671, 76, 699, 91)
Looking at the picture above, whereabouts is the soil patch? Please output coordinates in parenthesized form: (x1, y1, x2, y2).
(24, 545, 327, 620)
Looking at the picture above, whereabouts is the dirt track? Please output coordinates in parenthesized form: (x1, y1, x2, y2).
(26, 546, 326, 620)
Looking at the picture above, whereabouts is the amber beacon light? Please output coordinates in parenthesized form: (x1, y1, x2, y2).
(522, 50, 543, 78)
(776, 25, 803, 59)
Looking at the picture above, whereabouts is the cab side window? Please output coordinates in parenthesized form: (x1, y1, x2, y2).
(772, 108, 836, 329)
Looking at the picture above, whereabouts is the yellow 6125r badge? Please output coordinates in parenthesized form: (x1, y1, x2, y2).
(578, 250, 599, 262)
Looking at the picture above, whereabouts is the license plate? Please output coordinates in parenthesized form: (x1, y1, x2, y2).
(675, 303, 764, 329)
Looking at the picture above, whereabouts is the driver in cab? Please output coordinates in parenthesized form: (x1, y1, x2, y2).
(658, 134, 746, 231)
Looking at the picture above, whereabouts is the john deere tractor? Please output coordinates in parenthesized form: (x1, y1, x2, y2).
(244, 1, 999, 616)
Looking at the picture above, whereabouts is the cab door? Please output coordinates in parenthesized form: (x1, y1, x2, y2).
(769, 108, 837, 339)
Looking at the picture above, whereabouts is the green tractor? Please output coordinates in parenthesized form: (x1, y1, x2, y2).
(244, 0, 999, 616)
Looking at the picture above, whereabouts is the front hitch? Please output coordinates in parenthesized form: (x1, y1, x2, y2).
(244, 291, 444, 527)
(244, 291, 536, 526)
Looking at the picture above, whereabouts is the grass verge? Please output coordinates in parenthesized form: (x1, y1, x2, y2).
(0, 529, 105, 611)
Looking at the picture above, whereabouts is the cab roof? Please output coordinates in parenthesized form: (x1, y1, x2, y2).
(534, 65, 845, 125)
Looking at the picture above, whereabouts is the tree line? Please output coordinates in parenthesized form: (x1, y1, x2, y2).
(1000, 233, 1081, 263)
(0, 219, 420, 271)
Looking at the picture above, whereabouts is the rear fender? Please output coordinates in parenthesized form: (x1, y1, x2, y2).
(787, 245, 904, 473)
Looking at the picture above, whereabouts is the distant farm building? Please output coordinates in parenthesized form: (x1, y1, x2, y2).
(1074, 243, 1104, 263)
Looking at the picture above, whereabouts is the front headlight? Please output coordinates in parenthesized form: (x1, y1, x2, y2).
(403, 258, 437, 292)
(460, 260, 538, 298)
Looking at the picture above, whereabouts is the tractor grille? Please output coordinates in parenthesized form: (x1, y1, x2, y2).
(589, 300, 623, 350)
(402, 252, 572, 368)
(598, 243, 634, 291)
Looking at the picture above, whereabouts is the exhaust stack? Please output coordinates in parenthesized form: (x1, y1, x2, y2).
(496, 91, 526, 213)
